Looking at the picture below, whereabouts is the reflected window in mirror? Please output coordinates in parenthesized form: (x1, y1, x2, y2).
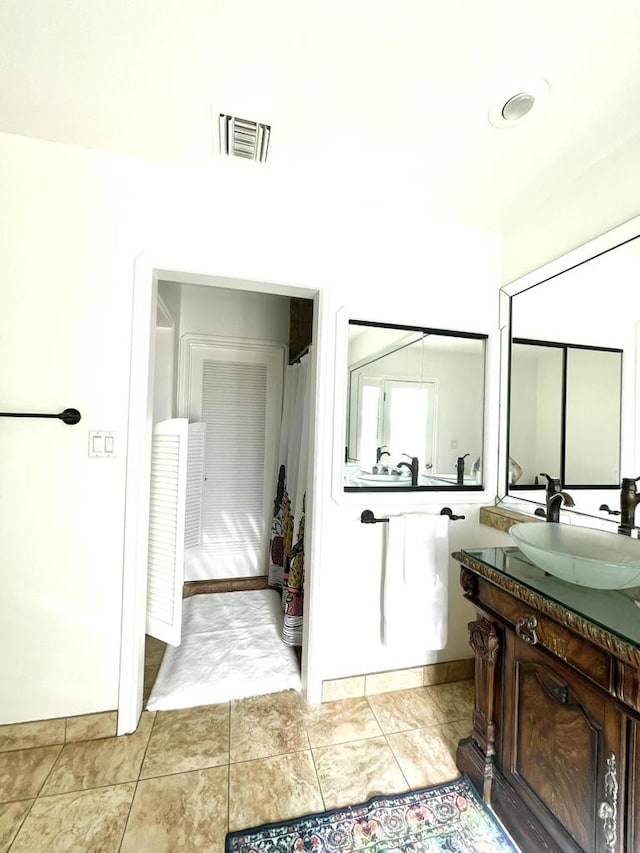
(344, 320, 487, 491)
(509, 339, 622, 489)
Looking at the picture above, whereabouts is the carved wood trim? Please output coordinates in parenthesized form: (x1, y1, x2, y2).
(467, 616, 501, 800)
(460, 566, 478, 598)
(453, 550, 640, 670)
(469, 618, 500, 664)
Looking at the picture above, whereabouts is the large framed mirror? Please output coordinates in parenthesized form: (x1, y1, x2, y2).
(344, 320, 487, 491)
(499, 218, 640, 518)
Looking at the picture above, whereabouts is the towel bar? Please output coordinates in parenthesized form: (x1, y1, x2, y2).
(360, 507, 465, 524)
(0, 408, 81, 425)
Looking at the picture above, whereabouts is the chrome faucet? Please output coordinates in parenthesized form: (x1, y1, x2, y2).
(618, 476, 640, 535)
(540, 473, 575, 523)
(398, 453, 419, 486)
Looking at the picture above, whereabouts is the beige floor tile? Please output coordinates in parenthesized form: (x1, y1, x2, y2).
(120, 766, 228, 853)
(0, 745, 62, 803)
(230, 691, 308, 763)
(387, 723, 463, 788)
(40, 712, 155, 796)
(10, 783, 134, 853)
(144, 635, 167, 667)
(0, 800, 33, 851)
(302, 697, 382, 748)
(0, 719, 65, 753)
(228, 751, 323, 832)
(65, 712, 117, 743)
(141, 703, 229, 777)
(312, 737, 408, 810)
(452, 717, 473, 741)
(367, 687, 448, 733)
(143, 666, 159, 704)
(427, 679, 475, 723)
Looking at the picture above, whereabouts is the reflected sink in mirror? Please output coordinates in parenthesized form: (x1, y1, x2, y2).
(355, 469, 411, 484)
(510, 522, 640, 589)
(349, 467, 411, 486)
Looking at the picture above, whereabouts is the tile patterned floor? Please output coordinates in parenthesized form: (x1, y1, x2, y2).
(0, 679, 475, 852)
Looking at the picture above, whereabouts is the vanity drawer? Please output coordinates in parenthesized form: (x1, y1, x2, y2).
(476, 576, 611, 693)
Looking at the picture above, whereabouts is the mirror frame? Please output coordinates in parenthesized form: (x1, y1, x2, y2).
(497, 214, 640, 513)
(344, 319, 488, 492)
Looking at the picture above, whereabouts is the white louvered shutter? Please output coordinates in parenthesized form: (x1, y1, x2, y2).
(200, 359, 267, 576)
(146, 418, 188, 646)
(184, 422, 206, 550)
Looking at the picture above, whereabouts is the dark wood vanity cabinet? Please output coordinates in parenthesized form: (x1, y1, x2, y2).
(454, 551, 640, 853)
(502, 632, 625, 852)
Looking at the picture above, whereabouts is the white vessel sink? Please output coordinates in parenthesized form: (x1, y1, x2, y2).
(509, 522, 640, 589)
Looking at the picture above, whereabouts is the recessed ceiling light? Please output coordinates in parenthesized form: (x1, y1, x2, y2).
(488, 78, 550, 129)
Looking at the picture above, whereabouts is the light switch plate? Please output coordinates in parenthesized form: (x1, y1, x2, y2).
(89, 431, 116, 457)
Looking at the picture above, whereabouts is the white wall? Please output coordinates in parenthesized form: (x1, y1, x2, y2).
(502, 134, 640, 283)
(157, 280, 182, 418)
(177, 282, 290, 343)
(152, 328, 175, 422)
(0, 130, 502, 723)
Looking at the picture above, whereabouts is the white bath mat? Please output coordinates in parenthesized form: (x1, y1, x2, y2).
(146, 589, 301, 711)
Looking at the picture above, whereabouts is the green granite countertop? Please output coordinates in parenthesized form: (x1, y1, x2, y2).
(458, 546, 640, 651)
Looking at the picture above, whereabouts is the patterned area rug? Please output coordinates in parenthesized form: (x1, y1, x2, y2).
(226, 776, 519, 852)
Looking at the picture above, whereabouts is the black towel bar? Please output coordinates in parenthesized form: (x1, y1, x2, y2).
(0, 408, 81, 425)
(360, 507, 465, 524)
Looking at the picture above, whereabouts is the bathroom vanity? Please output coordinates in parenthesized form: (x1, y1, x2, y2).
(454, 545, 640, 853)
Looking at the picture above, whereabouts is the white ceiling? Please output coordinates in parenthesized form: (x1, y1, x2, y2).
(2, 0, 640, 230)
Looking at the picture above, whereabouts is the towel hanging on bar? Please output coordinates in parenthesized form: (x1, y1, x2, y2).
(383, 513, 449, 650)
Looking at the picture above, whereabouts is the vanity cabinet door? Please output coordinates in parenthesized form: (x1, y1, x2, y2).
(502, 630, 625, 853)
(627, 720, 640, 853)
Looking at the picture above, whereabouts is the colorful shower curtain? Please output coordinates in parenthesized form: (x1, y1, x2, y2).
(268, 350, 310, 647)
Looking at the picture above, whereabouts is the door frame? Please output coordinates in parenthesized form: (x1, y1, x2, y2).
(117, 251, 322, 735)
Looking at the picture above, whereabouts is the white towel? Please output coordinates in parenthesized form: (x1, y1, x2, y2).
(383, 513, 449, 650)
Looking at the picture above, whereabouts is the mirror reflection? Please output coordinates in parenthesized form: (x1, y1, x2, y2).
(510, 339, 622, 487)
(507, 232, 640, 510)
(344, 321, 487, 490)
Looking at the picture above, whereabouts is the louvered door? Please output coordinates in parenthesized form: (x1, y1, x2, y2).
(184, 422, 206, 549)
(146, 418, 189, 645)
(181, 340, 284, 580)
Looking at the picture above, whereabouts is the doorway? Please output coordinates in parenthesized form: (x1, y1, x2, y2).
(118, 257, 320, 735)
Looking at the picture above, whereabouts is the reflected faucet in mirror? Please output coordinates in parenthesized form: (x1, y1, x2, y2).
(456, 454, 469, 486)
(398, 453, 419, 486)
(540, 473, 575, 523)
(376, 445, 390, 463)
(618, 475, 640, 535)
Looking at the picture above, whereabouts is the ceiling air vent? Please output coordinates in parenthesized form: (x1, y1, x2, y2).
(218, 114, 271, 163)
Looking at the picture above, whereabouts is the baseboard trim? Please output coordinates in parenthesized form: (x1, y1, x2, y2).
(322, 658, 474, 702)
